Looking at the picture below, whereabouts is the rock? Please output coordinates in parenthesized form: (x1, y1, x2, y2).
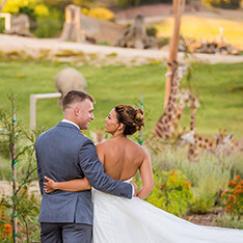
(116, 14, 157, 49)
(80, 13, 125, 46)
(61, 4, 124, 45)
(8, 14, 32, 37)
(55, 67, 87, 99)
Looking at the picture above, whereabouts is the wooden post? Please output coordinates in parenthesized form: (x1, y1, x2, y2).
(163, 0, 185, 109)
(61, 5, 85, 42)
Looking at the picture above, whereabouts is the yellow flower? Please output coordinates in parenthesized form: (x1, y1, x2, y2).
(88, 7, 115, 21)
(34, 4, 49, 17)
(3, 0, 36, 14)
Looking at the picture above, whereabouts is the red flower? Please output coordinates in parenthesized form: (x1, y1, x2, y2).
(3, 223, 12, 236)
(235, 175, 241, 181)
(228, 180, 237, 187)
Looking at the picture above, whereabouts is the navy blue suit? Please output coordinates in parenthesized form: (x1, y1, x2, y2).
(35, 122, 133, 243)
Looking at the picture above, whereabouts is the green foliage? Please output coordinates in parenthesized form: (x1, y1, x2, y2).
(116, 0, 140, 7)
(147, 170, 193, 217)
(0, 98, 39, 242)
(146, 26, 157, 37)
(216, 214, 243, 229)
(0, 191, 40, 242)
(190, 187, 218, 214)
(34, 8, 63, 38)
(221, 175, 243, 217)
(149, 146, 236, 213)
(19, 6, 36, 20)
(115, 0, 170, 8)
(0, 18, 5, 33)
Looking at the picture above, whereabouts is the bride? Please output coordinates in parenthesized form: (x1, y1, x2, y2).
(44, 105, 243, 243)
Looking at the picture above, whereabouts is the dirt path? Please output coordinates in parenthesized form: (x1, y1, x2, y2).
(0, 180, 40, 197)
(0, 34, 243, 65)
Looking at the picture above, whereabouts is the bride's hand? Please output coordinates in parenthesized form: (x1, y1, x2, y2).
(44, 176, 57, 193)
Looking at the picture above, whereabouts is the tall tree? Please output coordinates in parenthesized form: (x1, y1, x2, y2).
(163, 0, 185, 109)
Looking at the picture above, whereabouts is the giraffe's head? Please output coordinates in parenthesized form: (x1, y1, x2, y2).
(215, 132, 234, 156)
(180, 130, 195, 144)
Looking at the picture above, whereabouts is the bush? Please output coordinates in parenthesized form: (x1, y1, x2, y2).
(34, 9, 63, 38)
(221, 175, 243, 217)
(115, 0, 170, 8)
(0, 191, 40, 242)
(149, 146, 234, 213)
(190, 184, 218, 213)
(216, 214, 243, 229)
(146, 26, 157, 37)
(0, 18, 4, 33)
(147, 170, 193, 217)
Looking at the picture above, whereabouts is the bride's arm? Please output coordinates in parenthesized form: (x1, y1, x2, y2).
(137, 150, 154, 199)
(44, 176, 91, 193)
(44, 144, 105, 193)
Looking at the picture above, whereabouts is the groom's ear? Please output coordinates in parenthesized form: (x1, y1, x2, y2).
(74, 105, 81, 116)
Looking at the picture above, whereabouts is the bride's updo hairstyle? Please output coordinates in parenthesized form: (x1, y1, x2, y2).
(115, 105, 144, 135)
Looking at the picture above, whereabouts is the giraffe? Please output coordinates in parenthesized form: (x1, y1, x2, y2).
(155, 62, 241, 161)
(180, 130, 239, 161)
(155, 61, 199, 141)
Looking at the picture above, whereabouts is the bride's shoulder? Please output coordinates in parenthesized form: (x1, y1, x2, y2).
(96, 140, 110, 152)
(128, 139, 148, 156)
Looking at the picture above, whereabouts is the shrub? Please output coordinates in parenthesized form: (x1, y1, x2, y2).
(147, 169, 193, 217)
(0, 18, 4, 33)
(221, 175, 243, 217)
(0, 199, 12, 241)
(190, 183, 218, 213)
(146, 26, 157, 37)
(149, 146, 233, 213)
(34, 9, 63, 38)
(216, 214, 243, 229)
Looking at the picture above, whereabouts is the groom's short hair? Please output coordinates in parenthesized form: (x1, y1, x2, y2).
(62, 90, 94, 109)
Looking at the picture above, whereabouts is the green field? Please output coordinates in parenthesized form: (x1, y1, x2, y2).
(0, 59, 243, 138)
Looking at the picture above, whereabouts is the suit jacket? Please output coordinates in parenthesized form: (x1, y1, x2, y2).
(35, 122, 133, 225)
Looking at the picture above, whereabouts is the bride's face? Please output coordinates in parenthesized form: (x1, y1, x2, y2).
(105, 109, 120, 134)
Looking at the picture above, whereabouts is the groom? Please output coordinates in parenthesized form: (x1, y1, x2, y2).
(35, 90, 134, 243)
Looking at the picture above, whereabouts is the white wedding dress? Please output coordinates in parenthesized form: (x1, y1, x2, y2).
(92, 188, 243, 243)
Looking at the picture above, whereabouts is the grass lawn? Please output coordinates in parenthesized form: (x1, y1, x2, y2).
(0, 59, 243, 138)
(155, 15, 243, 49)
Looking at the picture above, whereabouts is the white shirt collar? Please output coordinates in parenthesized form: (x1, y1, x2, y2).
(62, 119, 80, 130)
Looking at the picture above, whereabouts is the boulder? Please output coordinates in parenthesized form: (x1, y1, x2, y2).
(55, 67, 87, 99)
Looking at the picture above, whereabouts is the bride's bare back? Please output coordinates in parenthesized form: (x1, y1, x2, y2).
(44, 105, 153, 199)
(97, 137, 146, 181)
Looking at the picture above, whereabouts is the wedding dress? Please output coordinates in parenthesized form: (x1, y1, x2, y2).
(92, 185, 243, 243)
